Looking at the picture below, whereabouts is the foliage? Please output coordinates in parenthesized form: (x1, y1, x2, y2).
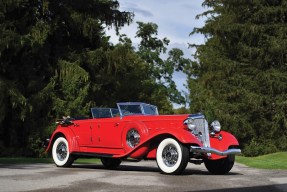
(136, 22, 188, 106)
(188, 0, 287, 155)
(173, 107, 190, 114)
(236, 152, 287, 169)
(26, 132, 46, 157)
(0, 0, 133, 156)
(0, 1, 191, 157)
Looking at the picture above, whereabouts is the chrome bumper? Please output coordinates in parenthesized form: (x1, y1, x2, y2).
(190, 146, 241, 156)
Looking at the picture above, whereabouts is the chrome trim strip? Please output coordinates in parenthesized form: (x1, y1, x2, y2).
(190, 146, 241, 156)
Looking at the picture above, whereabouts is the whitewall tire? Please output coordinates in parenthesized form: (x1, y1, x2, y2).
(52, 137, 74, 167)
(156, 138, 189, 174)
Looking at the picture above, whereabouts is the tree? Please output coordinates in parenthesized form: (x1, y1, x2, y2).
(88, 21, 191, 115)
(189, 0, 287, 156)
(0, 1, 192, 157)
(136, 22, 189, 109)
(0, 0, 133, 156)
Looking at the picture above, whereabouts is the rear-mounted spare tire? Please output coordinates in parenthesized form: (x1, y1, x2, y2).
(122, 122, 150, 158)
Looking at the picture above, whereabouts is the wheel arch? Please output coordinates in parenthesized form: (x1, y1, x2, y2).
(148, 129, 202, 148)
(46, 127, 79, 154)
(142, 132, 201, 159)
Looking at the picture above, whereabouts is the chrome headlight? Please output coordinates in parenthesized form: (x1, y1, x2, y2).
(183, 118, 196, 131)
(211, 120, 221, 132)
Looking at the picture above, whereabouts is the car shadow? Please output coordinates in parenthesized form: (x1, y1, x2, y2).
(71, 163, 159, 173)
(70, 163, 242, 176)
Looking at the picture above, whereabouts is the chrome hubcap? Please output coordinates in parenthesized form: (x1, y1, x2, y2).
(162, 144, 178, 167)
(126, 129, 140, 148)
(56, 142, 67, 161)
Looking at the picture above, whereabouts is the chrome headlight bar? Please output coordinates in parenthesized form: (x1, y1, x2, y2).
(184, 114, 221, 133)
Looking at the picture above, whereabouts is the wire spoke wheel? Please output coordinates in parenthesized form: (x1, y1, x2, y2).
(56, 142, 68, 161)
(52, 137, 74, 167)
(162, 144, 178, 167)
(156, 138, 189, 175)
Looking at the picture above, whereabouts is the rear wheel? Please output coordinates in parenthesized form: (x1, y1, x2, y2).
(52, 137, 74, 167)
(204, 154, 235, 174)
(101, 158, 121, 169)
(156, 138, 189, 175)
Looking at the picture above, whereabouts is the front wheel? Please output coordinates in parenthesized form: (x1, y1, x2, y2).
(52, 137, 74, 167)
(204, 154, 235, 175)
(156, 138, 189, 175)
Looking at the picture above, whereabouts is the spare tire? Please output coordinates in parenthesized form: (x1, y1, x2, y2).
(122, 122, 150, 158)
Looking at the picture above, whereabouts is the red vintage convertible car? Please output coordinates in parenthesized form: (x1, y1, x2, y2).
(46, 102, 241, 175)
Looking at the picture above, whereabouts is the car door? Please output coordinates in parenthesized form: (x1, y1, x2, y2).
(94, 117, 123, 148)
(70, 120, 94, 147)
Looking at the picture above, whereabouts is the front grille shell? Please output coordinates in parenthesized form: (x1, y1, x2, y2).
(188, 115, 210, 148)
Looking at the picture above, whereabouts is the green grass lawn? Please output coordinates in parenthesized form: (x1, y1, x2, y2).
(236, 152, 287, 169)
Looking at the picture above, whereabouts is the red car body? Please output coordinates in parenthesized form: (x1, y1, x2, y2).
(46, 102, 241, 175)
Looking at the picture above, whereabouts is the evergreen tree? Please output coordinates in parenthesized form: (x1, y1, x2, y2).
(0, 0, 192, 157)
(135, 22, 189, 110)
(189, 0, 287, 156)
(0, 0, 132, 156)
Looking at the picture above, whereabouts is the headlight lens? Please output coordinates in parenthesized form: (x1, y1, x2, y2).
(183, 118, 196, 131)
(211, 120, 221, 132)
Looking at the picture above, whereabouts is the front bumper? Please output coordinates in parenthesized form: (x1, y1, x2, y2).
(190, 146, 241, 156)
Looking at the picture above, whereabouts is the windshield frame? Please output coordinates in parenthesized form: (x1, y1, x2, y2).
(117, 102, 159, 117)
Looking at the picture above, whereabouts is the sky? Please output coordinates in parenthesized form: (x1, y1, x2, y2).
(106, 0, 207, 107)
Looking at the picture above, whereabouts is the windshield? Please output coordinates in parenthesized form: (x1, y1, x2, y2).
(91, 108, 119, 118)
(117, 102, 158, 116)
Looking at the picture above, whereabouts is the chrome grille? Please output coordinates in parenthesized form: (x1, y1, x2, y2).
(191, 118, 210, 148)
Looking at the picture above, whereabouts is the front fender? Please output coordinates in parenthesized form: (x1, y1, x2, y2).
(210, 131, 240, 160)
(150, 128, 202, 146)
(45, 126, 80, 154)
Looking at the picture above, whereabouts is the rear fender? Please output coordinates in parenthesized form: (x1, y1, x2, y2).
(45, 126, 79, 154)
(210, 131, 240, 160)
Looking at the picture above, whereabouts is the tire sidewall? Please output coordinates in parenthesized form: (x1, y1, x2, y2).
(156, 138, 183, 174)
(204, 155, 235, 174)
(52, 137, 70, 167)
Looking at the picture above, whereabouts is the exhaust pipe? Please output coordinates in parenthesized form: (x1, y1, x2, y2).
(190, 146, 241, 156)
